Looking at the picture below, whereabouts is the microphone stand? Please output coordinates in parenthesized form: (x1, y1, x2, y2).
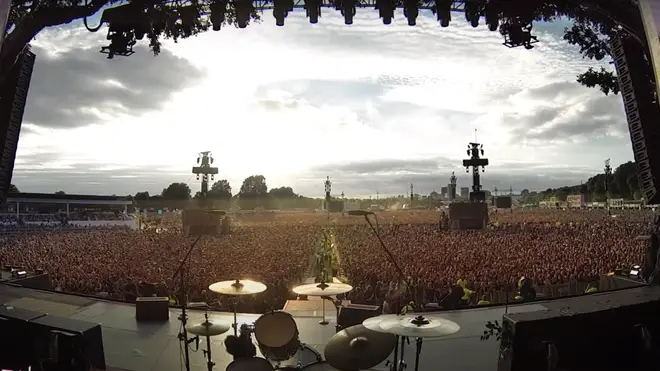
(360, 213, 415, 371)
(171, 212, 222, 371)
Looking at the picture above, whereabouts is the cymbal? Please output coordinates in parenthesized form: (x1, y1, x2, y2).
(292, 282, 353, 296)
(209, 279, 267, 296)
(186, 320, 231, 337)
(325, 324, 396, 371)
(372, 314, 460, 338)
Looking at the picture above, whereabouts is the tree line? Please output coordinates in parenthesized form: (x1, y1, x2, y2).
(519, 161, 641, 203)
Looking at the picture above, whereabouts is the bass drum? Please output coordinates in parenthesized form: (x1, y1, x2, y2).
(302, 362, 377, 370)
(273, 344, 322, 370)
(254, 311, 301, 362)
(227, 357, 273, 371)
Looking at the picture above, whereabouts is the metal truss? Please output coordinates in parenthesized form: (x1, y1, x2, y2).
(247, 0, 468, 10)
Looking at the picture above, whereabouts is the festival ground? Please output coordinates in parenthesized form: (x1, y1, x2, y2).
(0, 282, 579, 371)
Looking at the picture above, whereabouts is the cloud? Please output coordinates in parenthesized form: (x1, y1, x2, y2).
(23, 44, 205, 129)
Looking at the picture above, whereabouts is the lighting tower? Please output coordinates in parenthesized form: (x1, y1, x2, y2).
(324, 176, 332, 213)
(604, 159, 612, 215)
(192, 151, 219, 199)
(410, 183, 414, 205)
(450, 172, 457, 201)
(463, 142, 489, 202)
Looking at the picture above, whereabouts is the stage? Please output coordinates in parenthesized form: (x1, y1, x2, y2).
(0, 283, 560, 371)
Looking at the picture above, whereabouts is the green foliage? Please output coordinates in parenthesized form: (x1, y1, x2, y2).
(523, 161, 640, 203)
(161, 182, 191, 200)
(8, 184, 19, 193)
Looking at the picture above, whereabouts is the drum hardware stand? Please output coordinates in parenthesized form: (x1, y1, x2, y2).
(316, 281, 330, 325)
(231, 281, 243, 336)
(386, 336, 402, 371)
(201, 312, 215, 371)
(410, 316, 429, 371)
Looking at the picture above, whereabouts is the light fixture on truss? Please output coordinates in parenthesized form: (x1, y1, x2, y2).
(210, 0, 228, 31)
(178, 6, 199, 37)
(337, 0, 357, 25)
(235, 0, 254, 28)
(433, 0, 452, 27)
(99, 4, 146, 59)
(464, 0, 482, 28)
(501, 20, 538, 49)
(274, 0, 295, 26)
(484, 1, 499, 31)
(375, 0, 395, 25)
(305, 0, 322, 23)
(403, 0, 419, 26)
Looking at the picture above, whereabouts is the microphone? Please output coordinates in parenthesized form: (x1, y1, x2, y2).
(347, 210, 374, 216)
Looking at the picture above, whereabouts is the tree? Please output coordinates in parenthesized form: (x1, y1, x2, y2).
(161, 182, 191, 200)
(520, 189, 529, 196)
(54, 190, 65, 195)
(208, 179, 232, 200)
(134, 191, 150, 200)
(0, 0, 648, 97)
(269, 186, 297, 199)
(1, 0, 261, 87)
(8, 184, 19, 193)
(238, 175, 268, 209)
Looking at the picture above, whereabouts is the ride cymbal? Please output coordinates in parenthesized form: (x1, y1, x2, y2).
(186, 320, 231, 337)
(325, 324, 396, 371)
(209, 279, 267, 296)
(292, 282, 353, 296)
(377, 315, 460, 338)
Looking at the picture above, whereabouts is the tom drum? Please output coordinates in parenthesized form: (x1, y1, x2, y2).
(254, 311, 301, 362)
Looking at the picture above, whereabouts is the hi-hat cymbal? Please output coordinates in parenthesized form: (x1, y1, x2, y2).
(370, 314, 460, 338)
(186, 320, 231, 337)
(292, 282, 353, 296)
(209, 279, 267, 296)
(362, 314, 401, 333)
(325, 324, 397, 371)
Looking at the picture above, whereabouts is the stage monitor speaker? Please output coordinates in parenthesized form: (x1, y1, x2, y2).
(136, 296, 169, 322)
(0, 305, 46, 370)
(498, 286, 660, 371)
(611, 35, 660, 204)
(30, 314, 106, 371)
(337, 304, 381, 330)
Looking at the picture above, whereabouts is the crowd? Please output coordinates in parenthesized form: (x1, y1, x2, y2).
(0, 208, 652, 314)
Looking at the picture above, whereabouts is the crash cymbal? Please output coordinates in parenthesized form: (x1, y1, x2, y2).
(325, 324, 396, 371)
(186, 320, 231, 337)
(226, 357, 273, 371)
(362, 315, 401, 332)
(209, 279, 267, 296)
(292, 282, 353, 296)
(377, 315, 460, 338)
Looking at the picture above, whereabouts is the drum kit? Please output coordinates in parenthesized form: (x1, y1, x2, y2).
(181, 278, 461, 371)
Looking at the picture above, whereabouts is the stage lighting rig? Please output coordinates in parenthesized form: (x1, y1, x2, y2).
(375, 0, 396, 25)
(305, 0, 322, 24)
(235, 0, 255, 28)
(464, 0, 483, 28)
(403, 0, 419, 26)
(274, 0, 295, 26)
(484, 1, 500, 31)
(463, 142, 489, 202)
(177, 6, 200, 37)
(98, 4, 147, 59)
(433, 0, 452, 27)
(501, 19, 538, 49)
(210, 1, 228, 30)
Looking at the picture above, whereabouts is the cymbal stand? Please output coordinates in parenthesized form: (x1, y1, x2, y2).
(320, 296, 329, 325)
(232, 296, 240, 336)
(201, 312, 215, 371)
(398, 336, 409, 371)
(414, 338, 423, 371)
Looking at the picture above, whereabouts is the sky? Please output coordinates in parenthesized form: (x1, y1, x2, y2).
(10, 9, 636, 198)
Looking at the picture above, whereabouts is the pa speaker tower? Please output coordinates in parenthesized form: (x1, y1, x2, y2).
(611, 35, 660, 204)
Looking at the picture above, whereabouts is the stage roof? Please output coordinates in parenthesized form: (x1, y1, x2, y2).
(6, 192, 132, 205)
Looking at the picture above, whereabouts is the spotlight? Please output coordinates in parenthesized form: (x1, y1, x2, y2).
(339, 0, 357, 25)
(501, 20, 538, 49)
(464, 0, 481, 28)
(235, 0, 254, 28)
(484, 1, 499, 31)
(273, 0, 294, 26)
(403, 0, 419, 26)
(434, 0, 451, 27)
(466, 167, 469, 173)
(210, 1, 227, 31)
(99, 4, 146, 58)
(305, 0, 322, 24)
(197, 157, 200, 164)
(178, 6, 199, 37)
(376, 0, 395, 25)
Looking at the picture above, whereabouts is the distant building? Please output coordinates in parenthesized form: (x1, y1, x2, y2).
(441, 187, 448, 198)
(448, 184, 457, 200)
(430, 191, 441, 201)
(460, 187, 470, 198)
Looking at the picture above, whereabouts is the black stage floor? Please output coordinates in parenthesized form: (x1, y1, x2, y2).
(0, 283, 568, 371)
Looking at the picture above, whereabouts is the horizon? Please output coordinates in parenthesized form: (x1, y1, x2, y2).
(12, 10, 633, 197)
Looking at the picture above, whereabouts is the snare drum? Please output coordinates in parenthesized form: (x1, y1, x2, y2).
(254, 311, 301, 361)
(227, 357, 274, 371)
(301, 362, 377, 370)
